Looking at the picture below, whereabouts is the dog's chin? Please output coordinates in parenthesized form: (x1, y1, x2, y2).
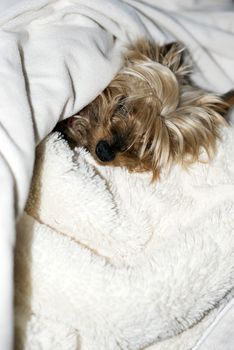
(90, 150, 153, 175)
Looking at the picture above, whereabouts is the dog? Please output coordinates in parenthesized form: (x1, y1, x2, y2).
(59, 39, 233, 180)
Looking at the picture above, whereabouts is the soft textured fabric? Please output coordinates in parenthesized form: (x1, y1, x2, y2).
(1, 0, 234, 348)
(193, 297, 234, 350)
(15, 112, 234, 349)
(0, 0, 24, 12)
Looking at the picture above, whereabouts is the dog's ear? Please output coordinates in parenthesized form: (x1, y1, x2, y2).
(158, 42, 190, 77)
(220, 89, 234, 121)
(222, 90, 234, 108)
(125, 39, 191, 83)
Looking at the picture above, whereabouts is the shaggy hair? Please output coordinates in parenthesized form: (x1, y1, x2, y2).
(60, 39, 232, 180)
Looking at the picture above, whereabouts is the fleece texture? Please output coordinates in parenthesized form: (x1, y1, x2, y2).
(15, 112, 234, 349)
(2, 0, 234, 347)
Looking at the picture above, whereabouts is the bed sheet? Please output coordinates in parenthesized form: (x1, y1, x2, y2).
(1, 1, 234, 348)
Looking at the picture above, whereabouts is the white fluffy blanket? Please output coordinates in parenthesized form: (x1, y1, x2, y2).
(15, 111, 234, 349)
(2, 0, 234, 348)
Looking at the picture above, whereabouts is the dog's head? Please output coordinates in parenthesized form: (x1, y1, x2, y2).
(66, 39, 230, 179)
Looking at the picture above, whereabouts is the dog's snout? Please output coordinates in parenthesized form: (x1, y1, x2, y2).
(95, 141, 116, 162)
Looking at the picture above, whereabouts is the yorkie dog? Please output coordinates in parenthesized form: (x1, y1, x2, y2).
(59, 39, 233, 180)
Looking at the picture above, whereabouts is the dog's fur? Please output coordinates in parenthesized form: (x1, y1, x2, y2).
(60, 39, 233, 180)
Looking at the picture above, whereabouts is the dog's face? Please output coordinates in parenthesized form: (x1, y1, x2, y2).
(66, 39, 230, 179)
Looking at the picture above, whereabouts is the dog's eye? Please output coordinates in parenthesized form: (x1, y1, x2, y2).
(117, 97, 128, 117)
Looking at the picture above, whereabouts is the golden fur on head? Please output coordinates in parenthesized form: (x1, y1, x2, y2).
(62, 39, 232, 180)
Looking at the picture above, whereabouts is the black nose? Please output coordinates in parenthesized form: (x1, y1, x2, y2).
(95, 141, 116, 162)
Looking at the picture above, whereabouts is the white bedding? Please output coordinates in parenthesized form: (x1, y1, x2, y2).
(15, 120, 234, 349)
(1, 0, 234, 348)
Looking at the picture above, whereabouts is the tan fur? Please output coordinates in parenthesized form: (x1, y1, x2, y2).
(60, 39, 232, 180)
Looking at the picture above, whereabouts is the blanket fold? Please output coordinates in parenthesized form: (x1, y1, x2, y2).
(15, 117, 234, 348)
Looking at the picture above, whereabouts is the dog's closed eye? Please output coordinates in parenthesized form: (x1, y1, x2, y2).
(116, 96, 128, 117)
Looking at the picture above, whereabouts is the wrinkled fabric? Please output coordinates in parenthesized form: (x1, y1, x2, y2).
(1, 0, 234, 348)
(15, 117, 234, 349)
